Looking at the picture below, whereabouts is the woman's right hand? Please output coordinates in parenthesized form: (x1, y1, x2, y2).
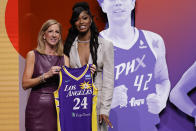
(90, 64, 96, 74)
(44, 66, 61, 79)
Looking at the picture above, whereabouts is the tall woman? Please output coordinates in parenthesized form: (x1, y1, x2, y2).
(22, 19, 69, 131)
(64, 2, 114, 131)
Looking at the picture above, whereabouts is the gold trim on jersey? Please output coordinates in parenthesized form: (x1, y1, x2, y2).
(91, 73, 98, 131)
(54, 64, 98, 131)
(62, 64, 89, 81)
(54, 71, 62, 131)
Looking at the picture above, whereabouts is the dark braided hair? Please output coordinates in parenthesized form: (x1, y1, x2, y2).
(64, 2, 99, 80)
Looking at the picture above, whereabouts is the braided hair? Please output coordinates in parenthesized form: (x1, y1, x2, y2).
(64, 2, 99, 80)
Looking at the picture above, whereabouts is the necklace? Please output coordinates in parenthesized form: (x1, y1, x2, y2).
(77, 39, 90, 43)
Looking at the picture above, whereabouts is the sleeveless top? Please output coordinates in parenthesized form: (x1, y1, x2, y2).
(109, 29, 159, 131)
(32, 50, 64, 93)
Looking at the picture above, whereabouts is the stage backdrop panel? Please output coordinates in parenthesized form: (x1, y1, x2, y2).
(0, 0, 19, 130)
(136, 0, 196, 131)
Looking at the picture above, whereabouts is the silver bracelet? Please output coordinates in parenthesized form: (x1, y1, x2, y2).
(40, 73, 46, 83)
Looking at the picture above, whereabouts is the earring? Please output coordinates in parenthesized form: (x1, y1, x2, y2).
(90, 20, 92, 25)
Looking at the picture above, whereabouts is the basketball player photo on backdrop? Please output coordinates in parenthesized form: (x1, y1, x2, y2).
(97, 0, 171, 131)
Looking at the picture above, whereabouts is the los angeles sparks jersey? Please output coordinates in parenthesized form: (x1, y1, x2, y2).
(54, 64, 97, 131)
(109, 29, 159, 131)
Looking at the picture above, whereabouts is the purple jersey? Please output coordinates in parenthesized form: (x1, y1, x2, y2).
(109, 30, 159, 131)
(54, 64, 97, 131)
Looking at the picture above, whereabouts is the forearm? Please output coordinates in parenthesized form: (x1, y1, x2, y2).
(100, 85, 114, 116)
(100, 68, 114, 115)
(100, 41, 114, 116)
(22, 74, 46, 90)
(170, 62, 196, 116)
(170, 85, 196, 116)
(156, 79, 170, 99)
(169, 62, 196, 125)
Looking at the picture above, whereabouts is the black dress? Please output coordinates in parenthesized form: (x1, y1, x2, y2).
(25, 50, 64, 131)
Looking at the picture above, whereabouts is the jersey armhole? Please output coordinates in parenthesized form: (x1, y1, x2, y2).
(142, 30, 158, 60)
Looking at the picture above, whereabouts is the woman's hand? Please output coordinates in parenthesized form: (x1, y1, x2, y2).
(44, 66, 61, 79)
(99, 114, 113, 128)
(90, 64, 96, 74)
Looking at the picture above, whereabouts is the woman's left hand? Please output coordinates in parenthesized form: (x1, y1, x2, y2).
(99, 114, 113, 128)
(90, 64, 96, 74)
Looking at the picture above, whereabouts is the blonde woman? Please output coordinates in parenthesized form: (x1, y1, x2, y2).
(22, 19, 69, 131)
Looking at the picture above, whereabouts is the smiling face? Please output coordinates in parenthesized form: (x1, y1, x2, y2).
(43, 24, 61, 47)
(74, 11, 92, 34)
(101, 0, 135, 21)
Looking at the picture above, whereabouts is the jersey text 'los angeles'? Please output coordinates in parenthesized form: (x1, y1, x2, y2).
(54, 64, 97, 131)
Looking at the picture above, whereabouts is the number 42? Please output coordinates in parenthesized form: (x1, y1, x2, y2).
(134, 73, 152, 92)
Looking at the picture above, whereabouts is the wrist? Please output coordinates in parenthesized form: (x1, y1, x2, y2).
(40, 73, 46, 83)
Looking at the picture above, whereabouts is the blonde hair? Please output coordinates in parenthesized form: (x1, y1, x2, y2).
(36, 19, 64, 56)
